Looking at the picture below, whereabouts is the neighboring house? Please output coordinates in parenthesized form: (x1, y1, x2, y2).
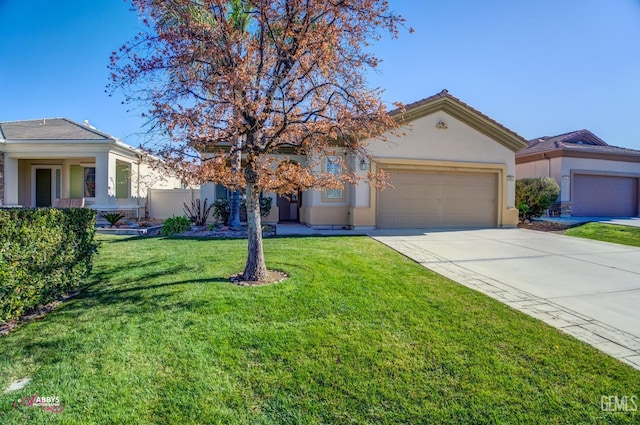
(0, 118, 183, 217)
(516, 129, 640, 217)
(202, 90, 527, 229)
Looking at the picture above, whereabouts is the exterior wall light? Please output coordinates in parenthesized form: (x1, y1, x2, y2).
(562, 175, 570, 180)
(360, 158, 368, 171)
(506, 175, 514, 181)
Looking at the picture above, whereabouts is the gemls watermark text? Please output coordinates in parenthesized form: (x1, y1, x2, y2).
(601, 395, 638, 412)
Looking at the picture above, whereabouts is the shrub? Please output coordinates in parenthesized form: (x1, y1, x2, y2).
(161, 216, 191, 236)
(516, 177, 560, 221)
(0, 208, 98, 325)
(212, 196, 273, 225)
(258, 196, 273, 219)
(212, 199, 231, 225)
(101, 212, 126, 227)
(183, 198, 213, 226)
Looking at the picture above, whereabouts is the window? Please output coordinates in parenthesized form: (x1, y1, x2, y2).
(55, 169, 61, 199)
(116, 161, 131, 199)
(323, 156, 344, 200)
(83, 167, 96, 197)
(215, 183, 229, 200)
(70, 165, 96, 198)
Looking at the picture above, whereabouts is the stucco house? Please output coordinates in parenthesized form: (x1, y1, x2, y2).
(0, 118, 183, 217)
(202, 90, 527, 229)
(516, 129, 640, 217)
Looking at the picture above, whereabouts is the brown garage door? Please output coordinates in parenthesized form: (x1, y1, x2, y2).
(572, 174, 638, 217)
(378, 170, 498, 228)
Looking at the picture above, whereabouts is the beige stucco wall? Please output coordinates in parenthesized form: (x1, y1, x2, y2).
(2, 155, 18, 206)
(371, 112, 517, 166)
(300, 205, 350, 227)
(516, 158, 566, 200)
(148, 188, 198, 219)
(347, 111, 519, 228)
(295, 151, 355, 227)
(196, 112, 521, 228)
(516, 159, 552, 179)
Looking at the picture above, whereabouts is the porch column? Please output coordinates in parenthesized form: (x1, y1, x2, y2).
(93, 151, 113, 207)
(3, 154, 19, 206)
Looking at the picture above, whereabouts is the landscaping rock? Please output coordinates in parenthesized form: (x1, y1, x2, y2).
(4, 378, 31, 393)
(176, 224, 276, 239)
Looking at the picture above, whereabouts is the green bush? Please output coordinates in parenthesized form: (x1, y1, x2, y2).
(257, 196, 273, 219)
(0, 208, 98, 325)
(161, 216, 192, 236)
(212, 199, 231, 225)
(516, 177, 560, 221)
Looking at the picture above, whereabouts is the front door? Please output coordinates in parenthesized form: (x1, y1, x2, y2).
(32, 166, 61, 207)
(277, 192, 301, 222)
(35, 169, 52, 207)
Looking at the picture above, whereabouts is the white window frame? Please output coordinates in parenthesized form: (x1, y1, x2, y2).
(322, 156, 345, 202)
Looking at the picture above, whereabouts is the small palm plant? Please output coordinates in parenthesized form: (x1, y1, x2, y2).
(102, 212, 126, 228)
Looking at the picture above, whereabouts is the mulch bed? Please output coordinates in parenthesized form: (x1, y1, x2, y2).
(517, 221, 570, 233)
(230, 270, 289, 286)
(101, 222, 278, 239)
(175, 224, 276, 239)
(0, 291, 80, 336)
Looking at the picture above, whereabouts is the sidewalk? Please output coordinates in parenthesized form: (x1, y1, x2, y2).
(275, 223, 366, 236)
(537, 216, 640, 228)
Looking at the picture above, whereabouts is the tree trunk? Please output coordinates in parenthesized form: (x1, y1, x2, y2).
(242, 181, 267, 281)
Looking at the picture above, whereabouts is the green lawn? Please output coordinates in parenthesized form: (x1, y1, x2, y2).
(566, 222, 640, 247)
(1, 235, 639, 424)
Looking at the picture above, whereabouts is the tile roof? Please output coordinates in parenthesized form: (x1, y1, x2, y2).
(517, 129, 640, 157)
(0, 118, 115, 140)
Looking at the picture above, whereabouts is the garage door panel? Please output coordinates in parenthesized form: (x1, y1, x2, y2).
(573, 175, 638, 217)
(378, 170, 498, 228)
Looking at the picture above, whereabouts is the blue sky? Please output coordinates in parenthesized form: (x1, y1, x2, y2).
(1, 0, 640, 149)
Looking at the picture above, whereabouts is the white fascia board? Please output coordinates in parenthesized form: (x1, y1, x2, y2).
(2, 141, 113, 159)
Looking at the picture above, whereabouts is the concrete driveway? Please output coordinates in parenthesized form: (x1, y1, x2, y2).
(370, 228, 640, 369)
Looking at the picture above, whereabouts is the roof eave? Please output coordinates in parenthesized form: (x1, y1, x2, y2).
(393, 95, 528, 152)
(516, 147, 640, 164)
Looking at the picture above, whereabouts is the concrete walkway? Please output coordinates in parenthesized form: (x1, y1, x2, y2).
(369, 228, 640, 370)
(275, 223, 366, 236)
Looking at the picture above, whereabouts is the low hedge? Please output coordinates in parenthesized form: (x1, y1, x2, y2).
(0, 208, 98, 325)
